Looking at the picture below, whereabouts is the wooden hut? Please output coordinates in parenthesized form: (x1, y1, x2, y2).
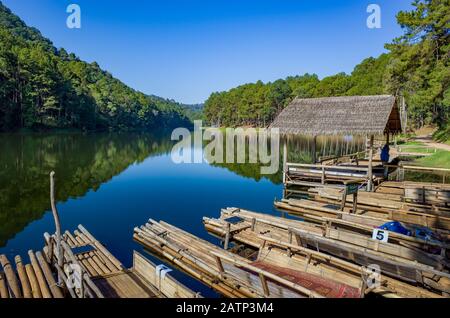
(270, 95, 403, 191)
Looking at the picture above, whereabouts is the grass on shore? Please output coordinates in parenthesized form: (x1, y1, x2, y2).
(397, 141, 437, 154)
(413, 150, 450, 169)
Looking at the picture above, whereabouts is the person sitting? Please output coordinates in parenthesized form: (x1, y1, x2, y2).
(381, 143, 390, 163)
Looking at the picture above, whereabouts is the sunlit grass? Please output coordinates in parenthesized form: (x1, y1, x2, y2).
(413, 150, 450, 169)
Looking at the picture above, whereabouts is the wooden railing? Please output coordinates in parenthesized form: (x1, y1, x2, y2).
(284, 163, 370, 187)
(318, 150, 368, 164)
(384, 164, 450, 183)
(284, 162, 450, 191)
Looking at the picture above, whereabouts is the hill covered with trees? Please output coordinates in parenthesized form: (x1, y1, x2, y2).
(204, 0, 449, 131)
(0, 2, 191, 131)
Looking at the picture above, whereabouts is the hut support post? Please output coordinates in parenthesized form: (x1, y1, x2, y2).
(367, 136, 374, 192)
(312, 136, 317, 164)
(340, 188, 347, 211)
(282, 138, 287, 199)
(50, 172, 64, 286)
(282, 139, 287, 184)
(384, 133, 390, 178)
(352, 192, 358, 214)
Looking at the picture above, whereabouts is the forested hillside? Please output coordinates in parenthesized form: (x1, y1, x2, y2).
(0, 2, 191, 131)
(181, 103, 204, 121)
(204, 0, 449, 129)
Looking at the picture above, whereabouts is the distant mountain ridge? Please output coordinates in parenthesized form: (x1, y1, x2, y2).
(0, 1, 191, 131)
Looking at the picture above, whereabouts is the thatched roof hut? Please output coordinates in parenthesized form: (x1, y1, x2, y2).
(270, 95, 402, 136)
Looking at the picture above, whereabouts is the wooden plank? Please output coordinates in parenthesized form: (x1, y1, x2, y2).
(93, 271, 156, 298)
(132, 251, 199, 298)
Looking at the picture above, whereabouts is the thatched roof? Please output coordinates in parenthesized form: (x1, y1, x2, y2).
(270, 95, 402, 136)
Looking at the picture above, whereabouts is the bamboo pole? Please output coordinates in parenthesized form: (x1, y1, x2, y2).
(36, 251, 64, 298)
(367, 135, 374, 191)
(25, 264, 42, 298)
(138, 221, 312, 298)
(0, 272, 9, 298)
(28, 251, 52, 298)
(50, 172, 64, 285)
(0, 255, 22, 298)
(59, 240, 104, 298)
(75, 231, 112, 274)
(77, 225, 123, 270)
(134, 233, 248, 298)
(15, 256, 32, 298)
(72, 231, 105, 275)
(136, 222, 285, 298)
(283, 138, 287, 185)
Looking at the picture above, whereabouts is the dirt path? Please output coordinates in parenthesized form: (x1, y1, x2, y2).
(413, 135, 450, 152)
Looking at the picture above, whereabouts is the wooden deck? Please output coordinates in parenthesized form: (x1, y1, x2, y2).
(93, 271, 158, 298)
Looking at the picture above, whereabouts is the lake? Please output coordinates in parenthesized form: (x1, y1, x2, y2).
(0, 132, 367, 297)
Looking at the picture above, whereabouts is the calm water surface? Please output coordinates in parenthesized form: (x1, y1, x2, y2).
(0, 132, 366, 297)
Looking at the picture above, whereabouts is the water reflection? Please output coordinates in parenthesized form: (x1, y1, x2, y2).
(0, 132, 366, 248)
(0, 132, 173, 247)
(209, 135, 366, 184)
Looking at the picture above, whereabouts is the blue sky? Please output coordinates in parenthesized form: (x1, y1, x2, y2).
(2, 0, 412, 104)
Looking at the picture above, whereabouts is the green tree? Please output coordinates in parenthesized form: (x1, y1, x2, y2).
(385, 0, 450, 127)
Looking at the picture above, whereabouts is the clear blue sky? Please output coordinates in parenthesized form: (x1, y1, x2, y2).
(2, 0, 412, 104)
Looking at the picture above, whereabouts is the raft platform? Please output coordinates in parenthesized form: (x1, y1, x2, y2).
(0, 225, 199, 298)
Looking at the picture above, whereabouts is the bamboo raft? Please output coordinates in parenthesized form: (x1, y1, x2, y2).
(203, 208, 450, 296)
(42, 225, 199, 298)
(312, 186, 450, 216)
(376, 182, 450, 206)
(133, 219, 351, 298)
(275, 197, 450, 238)
(0, 252, 64, 298)
(0, 225, 198, 298)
